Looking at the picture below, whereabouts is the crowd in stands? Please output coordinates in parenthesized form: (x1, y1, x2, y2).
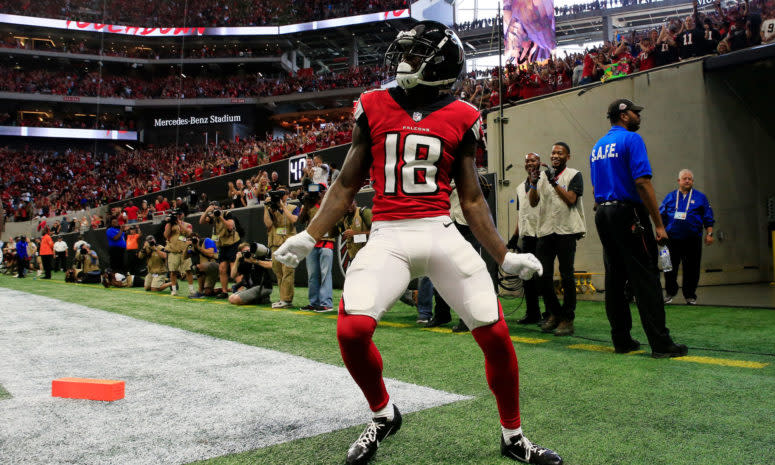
(457, 0, 774, 110)
(0, 0, 409, 27)
(554, 0, 669, 17)
(0, 120, 353, 223)
(0, 64, 389, 100)
(0, 35, 282, 60)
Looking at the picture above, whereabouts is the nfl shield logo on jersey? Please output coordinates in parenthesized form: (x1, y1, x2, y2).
(412, 112, 423, 122)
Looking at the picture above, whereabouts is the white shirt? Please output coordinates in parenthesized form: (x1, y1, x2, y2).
(53, 241, 68, 253)
(312, 164, 330, 185)
(73, 240, 89, 251)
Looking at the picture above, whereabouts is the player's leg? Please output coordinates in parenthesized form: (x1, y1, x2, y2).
(338, 232, 411, 465)
(428, 223, 562, 464)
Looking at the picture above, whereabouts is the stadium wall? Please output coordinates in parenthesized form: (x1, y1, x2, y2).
(488, 57, 775, 288)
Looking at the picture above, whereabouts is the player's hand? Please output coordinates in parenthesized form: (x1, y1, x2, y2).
(274, 230, 316, 268)
(501, 252, 543, 281)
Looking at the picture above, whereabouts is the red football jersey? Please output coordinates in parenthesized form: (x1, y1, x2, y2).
(355, 88, 483, 221)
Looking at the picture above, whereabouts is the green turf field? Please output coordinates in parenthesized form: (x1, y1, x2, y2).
(1, 273, 773, 465)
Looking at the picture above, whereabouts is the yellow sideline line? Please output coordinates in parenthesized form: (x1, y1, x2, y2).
(567, 343, 766, 369)
(670, 356, 769, 369)
(511, 336, 550, 344)
(567, 343, 645, 355)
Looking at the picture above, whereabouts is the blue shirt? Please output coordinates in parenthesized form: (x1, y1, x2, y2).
(16, 241, 28, 260)
(660, 189, 714, 240)
(589, 126, 652, 203)
(106, 227, 126, 248)
(202, 237, 218, 254)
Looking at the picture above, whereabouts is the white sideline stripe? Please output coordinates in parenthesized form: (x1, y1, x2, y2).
(0, 288, 471, 465)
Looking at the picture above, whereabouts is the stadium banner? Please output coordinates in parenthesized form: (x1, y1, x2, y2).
(0, 9, 410, 37)
(0, 126, 137, 140)
(503, 0, 555, 64)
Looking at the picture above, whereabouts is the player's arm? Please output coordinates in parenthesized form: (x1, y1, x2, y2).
(305, 123, 371, 240)
(454, 138, 508, 265)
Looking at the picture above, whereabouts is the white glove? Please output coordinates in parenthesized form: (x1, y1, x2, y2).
(273, 230, 316, 268)
(501, 252, 543, 281)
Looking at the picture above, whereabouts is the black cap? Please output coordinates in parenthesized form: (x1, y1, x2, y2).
(607, 98, 644, 120)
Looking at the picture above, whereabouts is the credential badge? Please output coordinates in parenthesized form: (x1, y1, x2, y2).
(412, 112, 423, 122)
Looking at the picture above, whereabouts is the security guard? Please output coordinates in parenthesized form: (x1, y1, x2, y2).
(590, 98, 688, 358)
(659, 169, 715, 305)
(507, 153, 545, 325)
(264, 189, 298, 308)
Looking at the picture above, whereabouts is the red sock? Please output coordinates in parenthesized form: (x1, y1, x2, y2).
(471, 302, 521, 429)
(336, 299, 389, 412)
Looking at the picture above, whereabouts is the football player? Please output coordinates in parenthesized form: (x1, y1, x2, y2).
(274, 21, 562, 465)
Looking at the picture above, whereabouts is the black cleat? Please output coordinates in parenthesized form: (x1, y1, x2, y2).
(424, 316, 451, 328)
(651, 343, 688, 359)
(614, 339, 641, 354)
(501, 433, 563, 465)
(345, 405, 402, 465)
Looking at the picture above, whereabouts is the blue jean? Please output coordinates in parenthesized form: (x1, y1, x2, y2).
(307, 246, 333, 307)
(417, 276, 434, 320)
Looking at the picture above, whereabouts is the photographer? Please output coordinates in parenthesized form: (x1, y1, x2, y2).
(101, 269, 144, 288)
(298, 184, 336, 312)
(228, 242, 273, 306)
(106, 216, 127, 273)
(137, 235, 172, 292)
(200, 201, 241, 298)
(69, 243, 101, 284)
(339, 199, 372, 261)
(191, 233, 219, 297)
(263, 189, 298, 308)
(163, 209, 196, 297)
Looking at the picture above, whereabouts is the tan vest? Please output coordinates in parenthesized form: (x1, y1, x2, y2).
(268, 207, 296, 248)
(516, 174, 543, 238)
(215, 216, 240, 247)
(343, 207, 371, 258)
(144, 245, 167, 275)
(78, 251, 100, 273)
(536, 167, 586, 237)
(166, 223, 190, 253)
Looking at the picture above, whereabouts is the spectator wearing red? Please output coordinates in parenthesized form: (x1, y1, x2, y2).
(124, 200, 140, 223)
(155, 195, 170, 214)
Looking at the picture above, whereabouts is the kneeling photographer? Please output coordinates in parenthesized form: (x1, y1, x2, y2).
(137, 235, 172, 292)
(101, 269, 144, 288)
(191, 233, 219, 298)
(66, 243, 101, 284)
(200, 202, 242, 298)
(263, 189, 298, 309)
(164, 209, 196, 297)
(228, 242, 273, 306)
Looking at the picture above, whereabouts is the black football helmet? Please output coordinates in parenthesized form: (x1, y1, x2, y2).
(384, 21, 465, 90)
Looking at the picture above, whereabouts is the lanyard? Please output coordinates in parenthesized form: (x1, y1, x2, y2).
(675, 189, 693, 214)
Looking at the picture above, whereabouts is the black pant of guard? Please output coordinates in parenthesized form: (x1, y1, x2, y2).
(664, 236, 702, 300)
(108, 246, 125, 274)
(41, 255, 53, 279)
(595, 203, 675, 351)
(536, 233, 578, 322)
(126, 249, 142, 275)
(54, 251, 68, 271)
(432, 222, 481, 322)
(521, 236, 542, 320)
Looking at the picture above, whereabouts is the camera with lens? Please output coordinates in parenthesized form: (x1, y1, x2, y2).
(165, 213, 178, 224)
(79, 245, 89, 256)
(191, 236, 199, 246)
(242, 242, 270, 261)
(268, 190, 286, 212)
(212, 209, 222, 218)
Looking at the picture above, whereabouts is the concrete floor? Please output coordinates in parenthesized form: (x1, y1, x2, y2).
(579, 282, 775, 309)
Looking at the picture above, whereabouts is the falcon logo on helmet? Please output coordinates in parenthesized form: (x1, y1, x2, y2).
(385, 20, 466, 90)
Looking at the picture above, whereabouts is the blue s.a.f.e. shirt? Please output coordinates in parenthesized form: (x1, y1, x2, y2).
(589, 126, 652, 203)
(659, 189, 715, 239)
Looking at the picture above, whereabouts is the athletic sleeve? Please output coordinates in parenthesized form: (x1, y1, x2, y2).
(568, 172, 584, 196)
(628, 133, 652, 179)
